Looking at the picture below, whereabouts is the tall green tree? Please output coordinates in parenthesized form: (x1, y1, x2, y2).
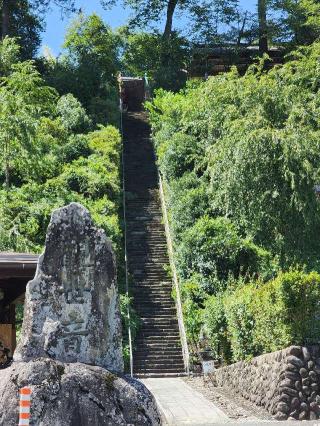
(102, 0, 239, 41)
(258, 0, 268, 53)
(275, 0, 320, 46)
(1, 0, 76, 39)
(121, 30, 189, 90)
(189, 0, 239, 43)
(0, 0, 43, 58)
(44, 14, 120, 125)
(0, 39, 56, 189)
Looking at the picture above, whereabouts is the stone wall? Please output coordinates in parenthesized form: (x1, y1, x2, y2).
(214, 345, 320, 421)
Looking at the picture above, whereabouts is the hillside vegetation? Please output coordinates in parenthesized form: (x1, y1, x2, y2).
(147, 42, 320, 363)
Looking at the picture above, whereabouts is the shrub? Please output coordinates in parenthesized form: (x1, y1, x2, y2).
(166, 172, 210, 237)
(176, 216, 272, 293)
(203, 294, 230, 361)
(158, 133, 201, 180)
(59, 134, 92, 163)
(56, 93, 91, 133)
(203, 270, 320, 363)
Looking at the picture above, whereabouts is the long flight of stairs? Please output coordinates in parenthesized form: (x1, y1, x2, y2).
(123, 112, 185, 378)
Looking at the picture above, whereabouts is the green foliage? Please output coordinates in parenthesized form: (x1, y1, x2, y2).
(204, 270, 320, 362)
(0, 37, 20, 74)
(203, 294, 229, 361)
(0, 0, 43, 59)
(148, 41, 320, 364)
(0, 42, 57, 188)
(148, 43, 320, 265)
(119, 294, 141, 370)
(58, 134, 92, 163)
(176, 216, 272, 293)
(121, 31, 190, 91)
(167, 173, 210, 237)
(56, 93, 92, 133)
(43, 13, 120, 126)
(180, 278, 207, 347)
(0, 36, 132, 369)
(0, 125, 122, 253)
(157, 133, 200, 180)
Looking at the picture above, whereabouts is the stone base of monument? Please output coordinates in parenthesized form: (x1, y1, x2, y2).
(0, 359, 161, 425)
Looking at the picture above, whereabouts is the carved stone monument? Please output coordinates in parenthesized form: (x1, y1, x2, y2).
(14, 202, 123, 372)
(0, 203, 161, 425)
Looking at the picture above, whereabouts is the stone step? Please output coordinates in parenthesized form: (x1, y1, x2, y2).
(136, 337, 181, 344)
(134, 353, 183, 360)
(134, 311, 177, 317)
(133, 292, 173, 297)
(141, 319, 178, 325)
(134, 372, 187, 378)
(134, 307, 176, 313)
(134, 365, 185, 373)
(134, 362, 185, 370)
(124, 113, 184, 377)
(138, 328, 180, 335)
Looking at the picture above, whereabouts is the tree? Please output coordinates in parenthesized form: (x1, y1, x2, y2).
(258, 0, 268, 53)
(121, 30, 190, 90)
(56, 93, 91, 133)
(44, 14, 120, 125)
(102, 0, 239, 41)
(1, 0, 76, 40)
(0, 0, 43, 58)
(274, 0, 320, 46)
(0, 39, 56, 189)
(189, 0, 239, 43)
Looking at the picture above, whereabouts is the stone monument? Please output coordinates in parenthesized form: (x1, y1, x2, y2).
(0, 203, 161, 425)
(14, 202, 123, 372)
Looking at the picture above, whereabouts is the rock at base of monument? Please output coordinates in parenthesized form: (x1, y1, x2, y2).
(0, 359, 161, 426)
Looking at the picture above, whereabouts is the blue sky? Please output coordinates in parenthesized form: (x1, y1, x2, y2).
(42, 0, 257, 55)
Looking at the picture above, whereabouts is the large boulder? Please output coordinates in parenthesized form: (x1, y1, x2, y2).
(14, 203, 123, 372)
(0, 359, 161, 425)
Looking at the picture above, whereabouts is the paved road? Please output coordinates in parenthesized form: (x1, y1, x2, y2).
(142, 377, 230, 425)
(141, 378, 320, 425)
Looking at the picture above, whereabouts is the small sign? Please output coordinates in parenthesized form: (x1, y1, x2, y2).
(202, 360, 215, 375)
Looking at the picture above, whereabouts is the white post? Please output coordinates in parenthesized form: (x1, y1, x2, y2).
(19, 387, 31, 426)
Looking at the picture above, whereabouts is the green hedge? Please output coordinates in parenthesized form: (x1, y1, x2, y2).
(204, 270, 320, 362)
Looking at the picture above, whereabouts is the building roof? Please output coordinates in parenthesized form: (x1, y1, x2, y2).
(0, 253, 39, 279)
(0, 253, 39, 264)
(0, 253, 39, 306)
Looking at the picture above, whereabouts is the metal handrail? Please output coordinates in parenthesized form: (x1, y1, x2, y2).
(120, 101, 134, 378)
(159, 174, 190, 375)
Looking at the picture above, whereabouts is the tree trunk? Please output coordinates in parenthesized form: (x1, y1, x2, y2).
(258, 0, 268, 54)
(237, 11, 248, 47)
(163, 0, 178, 40)
(2, 0, 10, 39)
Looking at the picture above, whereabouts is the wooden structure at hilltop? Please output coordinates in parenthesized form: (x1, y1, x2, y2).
(190, 44, 285, 78)
(0, 253, 38, 356)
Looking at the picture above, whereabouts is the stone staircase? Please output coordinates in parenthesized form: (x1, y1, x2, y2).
(123, 112, 185, 378)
